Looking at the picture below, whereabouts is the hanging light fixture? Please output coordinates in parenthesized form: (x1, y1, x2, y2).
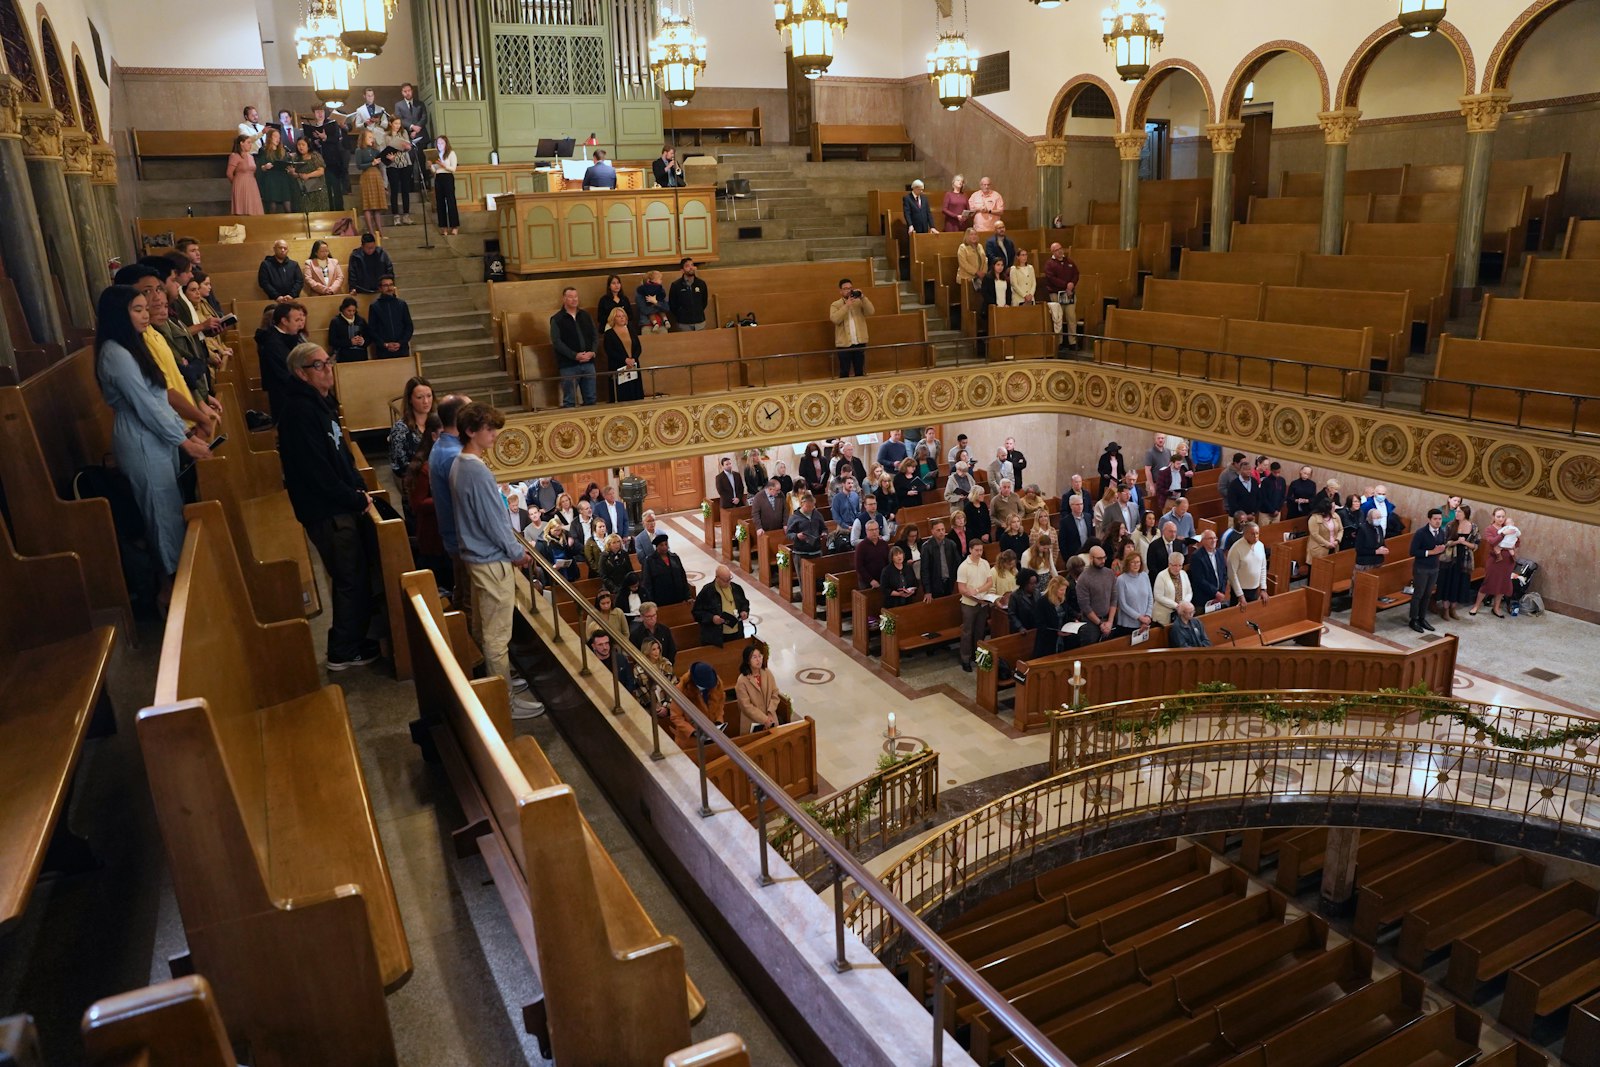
(650, 1, 708, 107)
(297, 0, 357, 108)
(1029, 0, 1065, 8)
(1101, 0, 1165, 81)
(926, 0, 976, 112)
(340, 0, 395, 59)
(1397, 0, 1447, 37)
(774, 0, 847, 81)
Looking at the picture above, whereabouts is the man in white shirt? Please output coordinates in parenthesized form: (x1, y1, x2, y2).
(956, 540, 994, 672)
(1152, 553, 1192, 625)
(238, 106, 267, 151)
(349, 88, 388, 133)
(1227, 522, 1270, 603)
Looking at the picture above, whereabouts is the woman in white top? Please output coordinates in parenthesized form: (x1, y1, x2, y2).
(302, 239, 345, 296)
(431, 135, 460, 235)
(1151, 552, 1192, 625)
(1009, 248, 1037, 306)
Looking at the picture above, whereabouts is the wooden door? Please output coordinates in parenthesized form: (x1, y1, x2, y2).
(786, 49, 815, 148)
(632, 458, 703, 515)
(1234, 112, 1273, 223)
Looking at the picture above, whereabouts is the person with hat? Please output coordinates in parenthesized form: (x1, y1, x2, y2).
(679, 661, 728, 736)
(641, 533, 691, 606)
(1097, 441, 1125, 491)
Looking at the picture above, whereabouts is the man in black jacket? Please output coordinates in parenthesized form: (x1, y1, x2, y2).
(652, 146, 684, 188)
(668, 258, 708, 331)
(367, 276, 414, 357)
(785, 495, 825, 555)
(1256, 461, 1287, 525)
(348, 234, 395, 293)
(692, 565, 750, 647)
(919, 520, 961, 600)
(257, 301, 308, 417)
(1188, 529, 1231, 611)
(277, 342, 379, 669)
(641, 533, 691, 606)
(550, 285, 598, 407)
(303, 106, 347, 209)
(258, 240, 304, 301)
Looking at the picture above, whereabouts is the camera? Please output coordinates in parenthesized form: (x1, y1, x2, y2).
(849, 289, 862, 299)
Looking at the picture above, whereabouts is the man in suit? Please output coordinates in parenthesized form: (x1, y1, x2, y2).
(596, 484, 629, 542)
(1058, 495, 1093, 559)
(1360, 484, 1404, 537)
(1188, 529, 1231, 611)
(1100, 486, 1139, 537)
(395, 83, 428, 150)
(834, 440, 868, 487)
(714, 455, 744, 508)
(902, 180, 935, 233)
(1146, 521, 1185, 584)
(1408, 508, 1448, 634)
(984, 221, 1018, 273)
(582, 150, 617, 190)
(1059, 473, 1092, 512)
(1169, 601, 1213, 647)
(751, 478, 788, 534)
(652, 145, 684, 188)
(692, 566, 750, 647)
(919, 520, 961, 601)
(633, 509, 661, 557)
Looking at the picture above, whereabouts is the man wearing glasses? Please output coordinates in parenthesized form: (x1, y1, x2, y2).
(279, 342, 380, 670)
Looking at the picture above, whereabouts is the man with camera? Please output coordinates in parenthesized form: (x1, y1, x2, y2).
(829, 277, 875, 378)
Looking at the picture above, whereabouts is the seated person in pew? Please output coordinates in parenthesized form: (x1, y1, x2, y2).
(1169, 600, 1213, 646)
(1227, 522, 1271, 603)
(630, 601, 679, 666)
(734, 644, 783, 733)
(693, 566, 750, 648)
(587, 630, 642, 703)
(678, 660, 727, 738)
(1408, 508, 1449, 635)
(329, 296, 372, 361)
(258, 240, 305, 301)
(450, 401, 545, 717)
(348, 233, 395, 294)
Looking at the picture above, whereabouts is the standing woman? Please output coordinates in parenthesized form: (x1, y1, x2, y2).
(1437, 504, 1478, 621)
(290, 137, 328, 213)
(798, 442, 826, 490)
(226, 134, 264, 215)
(1473, 507, 1518, 618)
(384, 116, 415, 225)
(94, 286, 213, 611)
(597, 274, 632, 329)
(181, 276, 232, 373)
(601, 307, 643, 403)
(1009, 248, 1037, 306)
(254, 127, 294, 214)
(1307, 497, 1343, 563)
(431, 135, 459, 234)
(387, 376, 434, 481)
(302, 240, 345, 296)
(354, 130, 387, 238)
(734, 644, 783, 734)
(893, 457, 923, 512)
(941, 174, 969, 234)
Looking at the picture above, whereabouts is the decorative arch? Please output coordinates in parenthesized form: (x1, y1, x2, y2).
(72, 49, 100, 141)
(1046, 73, 1123, 138)
(36, 14, 77, 128)
(1484, 0, 1576, 91)
(0, 0, 44, 101)
(1126, 58, 1216, 132)
(1219, 40, 1331, 121)
(1336, 19, 1476, 111)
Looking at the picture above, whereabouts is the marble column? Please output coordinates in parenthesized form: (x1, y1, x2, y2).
(1113, 131, 1147, 251)
(1320, 827, 1361, 913)
(1316, 108, 1361, 255)
(90, 144, 127, 267)
(1453, 90, 1513, 311)
(0, 78, 62, 345)
(21, 103, 96, 328)
(62, 131, 104, 315)
(1034, 140, 1066, 230)
(1204, 121, 1244, 253)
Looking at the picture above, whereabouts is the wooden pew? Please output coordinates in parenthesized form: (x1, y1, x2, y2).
(1299, 252, 1451, 348)
(663, 106, 762, 146)
(398, 570, 704, 1063)
(1228, 974, 1453, 1067)
(140, 500, 410, 1065)
(1067, 221, 1174, 278)
(1567, 991, 1600, 1067)
(1479, 293, 1600, 349)
(138, 210, 358, 241)
(1281, 166, 1406, 197)
(1307, 528, 1411, 614)
(810, 124, 914, 162)
(1141, 278, 1264, 320)
(82, 976, 236, 1067)
(1273, 829, 1422, 894)
(718, 504, 752, 565)
(825, 570, 861, 638)
(1521, 255, 1600, 301)
(1070, 246, 1139, 310)
(335, 352, 422, 434)
(709, 283, 900, 329)
(704, 717, 819, 818)
(130, 130, 238, 177)
(192, 236, 365, 276)
(737, 312, 931, 386)
(1178, 250, 1301, 286)
(1220, 318, 1372, 403)
(987, 303, 1054, 360)
(869, 186, 944, 237)
(1096, 307, 1223, 377)
(795, 550, 855, 620)
(752, 527, 787, 587)
(1445, 879, 1599, 997)
(1256, 516, 1311, 595)
(879, 594, 962, 676)
(1353, 838, 1495, 941)
(1396, 855, 1547, 969)
(848, 585, 884, 654)
(1502, 925, 1600, 1036)
(1247, 194, 1373, 226)
(1426, 336, 1600, 435)
(1229, 222, 1321, 255)
(664, 1034, 754, 1067)
(1263, 285, 1410, 373)
(1349, 556, 1413, 633)
(0, 518, 116, 933)
(1343, 221, 1457, 261)
(1562, 217, 1600, 259)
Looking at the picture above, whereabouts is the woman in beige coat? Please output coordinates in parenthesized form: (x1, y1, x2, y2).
(1307, 498, 1343, 562)
(733, 644, 783, 734)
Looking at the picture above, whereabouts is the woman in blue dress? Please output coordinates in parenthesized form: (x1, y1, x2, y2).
(95, 285, 213, 611)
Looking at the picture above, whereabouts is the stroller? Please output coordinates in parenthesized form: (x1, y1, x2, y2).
(1509, 558, 1542, 616)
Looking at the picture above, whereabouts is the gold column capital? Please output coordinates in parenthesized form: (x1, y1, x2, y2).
(1033, 139, 1067, 168)
(62, 129, 94, 175)
(90, 143, 119, 185)
(1317, 108, 1362, 145)
(1204, 120, 1245, 154)
(0, 73, 24, 140)
(1460, 89, 1513, 134)
(1112, 131, 1146, 162)
(19, 103, 63, 159)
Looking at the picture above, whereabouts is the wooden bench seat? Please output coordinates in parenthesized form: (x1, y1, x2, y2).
(140, 500, 410, 1065)
(1299, 252, 1451, 347)
(1237, 826, 1312, 874)
(879, 594, 962, 675)
(0, 520, 116, 933)
(1396, 855, 1547, 969)
(82, 976, 236, 1067)
(1343, 222, 1458, 261)
(1350, 556, 1413, 633)
(810, 123, 914, 162)
(663, 106, 762, 146)
(1334, 1005, 1482, 1067)
(1282, 166, 1406, 198)
(1562, 217, 1600, 259)
(1274, 829, 1422, 893)
(1426, 336, 1600, 435)
(193, 236, 365, 276)
(1221, 972, 1441, 1067)
(138, 210, 359, 241)
(1502, 924, 1600, 1036)
(1478, 293, 1600, 349)
(1230, 222, 1322, 255)
(1247, 194, 1374, 226)
(400, 569, 704, 1061)
(1179, 249, 1301, 286)
(1353, 838, 1495, 942)
(704, 717, 818, 818)
(1142, 277, 1265, 320)
(1521, 255, 1600, 301)
(1264, 285, 1411, 374)
(1444, 878, 1598, 998)
(1307, 527, 1410, 612)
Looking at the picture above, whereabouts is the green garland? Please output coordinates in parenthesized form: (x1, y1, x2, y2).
(775, 548, 791, 570)
(823, 577, 839, 600)
(769, 751, 917, 850)
(700, 500, 712, 519)
(734, 521, 749, 542)
(975, 647, 995, 672)
(879, 612, 896, 634)
(1106, 681, 1596, 753)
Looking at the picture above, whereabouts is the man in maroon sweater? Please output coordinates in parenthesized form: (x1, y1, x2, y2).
(854, 517, 891, 590)
(1042, 243, 1080, 350)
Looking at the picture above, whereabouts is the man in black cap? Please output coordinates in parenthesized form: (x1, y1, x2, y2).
(641, 532, 691, 606)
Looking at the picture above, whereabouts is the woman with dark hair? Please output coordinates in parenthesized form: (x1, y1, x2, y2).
(254, 126, 294, 213)
(881, 542, 919, 606)
(597, 274, 631, 329)
(95, 285, 213, 607)
(734, 644, 782, 734)
(290, 137, 328, 213)
(226, 134, 264, 215)
(329, 297, 370, 362)
(582, 482, 604, 506)
(1437, 504, 1478, 621)
(430, 135, 460, 234)
(798, 442, 826, 490)
(387, 376, 434, 479)
(383, 116, 415, 224)
(303, 239, 344, 296)
(353, 129, 386, 238)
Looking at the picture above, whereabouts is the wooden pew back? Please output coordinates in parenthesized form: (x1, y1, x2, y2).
(196, 237, 364, 275)
(1097, 307, 1223, 377)
(1478, 294, 1600, 349)
(138, 210, 358, 240)
(1247, 194, 1373, 225)
(710, 283, 899, 328)
(1350, 556, 1414, 632)
(1069, 247, 1139, 307)
(1178, 250, 1301, 286)
(82, 976, 236, 1067)
(705, 718, 819, 816)
(1426, 335, 1600, 434)
(810, 123, 914, 161)
(1142, 278, 1264, 321)
(1308, 528, 1411, 609)
(1298, 252, 1451, 342)
(1562, 218, 1600, 259)
(333, 353, 423, 434)
(1521, 256, 1600, 301)
(1229, 223, 1321, 255)
(1263, 285, 1410, 371)
(1343, 222, 1457, 260)
(987, 304, 1053, 360)
(1281, 167, 1406, 197)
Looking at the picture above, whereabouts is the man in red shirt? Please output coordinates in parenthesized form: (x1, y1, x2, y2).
(1042, 243, 1080, 351)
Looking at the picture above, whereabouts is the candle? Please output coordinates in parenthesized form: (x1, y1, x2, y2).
(887, 711, 897, 736)
(1073, 660, 1082, 678)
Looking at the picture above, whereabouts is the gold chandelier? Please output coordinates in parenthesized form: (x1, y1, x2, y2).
(297, 0, 358, 107)
(926, 31, 976, 112)
(650, 2, 708, 107)
(1101, 0, 1164, 81)
(1397, 0, 1447, 37)
(775, 0, 847, 81)
(340, 0, 396, 59)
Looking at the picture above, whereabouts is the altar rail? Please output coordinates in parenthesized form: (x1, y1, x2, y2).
(773, 749, 941, 887)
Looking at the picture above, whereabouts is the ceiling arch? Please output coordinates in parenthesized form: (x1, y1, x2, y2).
(1337, 18, 1476, 110)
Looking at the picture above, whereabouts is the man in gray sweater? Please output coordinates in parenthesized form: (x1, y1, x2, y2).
(1074, 545, 1117, 644)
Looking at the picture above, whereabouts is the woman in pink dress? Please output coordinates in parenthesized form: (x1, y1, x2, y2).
(226, 134, 264, 215)
(941, 173, 969, 234)
(1472, 506, 1517, 618)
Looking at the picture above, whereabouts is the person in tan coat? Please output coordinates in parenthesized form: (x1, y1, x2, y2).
(954, 228, 985, 288)
(1307, 498, 1344, 562)
(829, 277, 876, 378)
(733, 645, 785, 735)
(678, 661, 727, 739)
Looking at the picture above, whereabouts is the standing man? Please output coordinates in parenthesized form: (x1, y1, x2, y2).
(1041, 244, 1079, 350)
(849, 493, 891, 545)
(902, 180, 935, 233)
(1257, 461, 1287, 526)
(829, 278, 874, 378)
(919, 520, 960, 601)
(277, 343, 379, 669)
(752, 477, 787, 534)
(395, 82, 428, 152)
(582, 150, 617, 190)
(1146, 520, 1185, 581)
(1058, 495, 1092, 558)
(1227, 522, 1270, 603)
(429, 394, 470, 607)
(876, 429, 908, 469)
(634, 509, 662, 557)
(1075, 544, 1116, 645)
(855, 518, 890, 587)
(966, 175, 1005, 232)
(1060, 472, 1091, 512)
(348, 233, 395, 294)
(692, 565, 750, 647)
(785, 494, 825, 556)
(669, 258, 709, 331)
(350, 88, 387, 132)
(653, 145, 684, 188)
(258, 240, 305, 302)
(830, 476, 863, 530)
(641, 534, 691, 606)
(367, 275, 414, 357)
(1189, 528, 1231, 611)
(984, 221, 1017, 273)
(956, 539, 994, 672)
(1409, 508, 1448, 634)
(550, 286, 598, 407)
(715, 455, 744, 509)
(597, 484, 629, 541)
(1141, 432, 1171, 502)
(258, 301, 308, 418)
(238, 106, 268, 152)
(450, 402, 545, 717)
(1003, 436, 1027, 484)
(304, 106, 347, 210)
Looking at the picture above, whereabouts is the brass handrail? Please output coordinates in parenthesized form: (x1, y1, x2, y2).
(772, 749, 941, 884)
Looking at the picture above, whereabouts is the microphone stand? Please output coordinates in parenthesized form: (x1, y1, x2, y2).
(1247, 620, 1264, 643)
(1219, 627, 1236, 647)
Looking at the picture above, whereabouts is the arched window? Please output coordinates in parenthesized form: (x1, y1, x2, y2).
(0, 0, 44, 101)
(39, 19, 77, 127)
(74, 54, 100, 141)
